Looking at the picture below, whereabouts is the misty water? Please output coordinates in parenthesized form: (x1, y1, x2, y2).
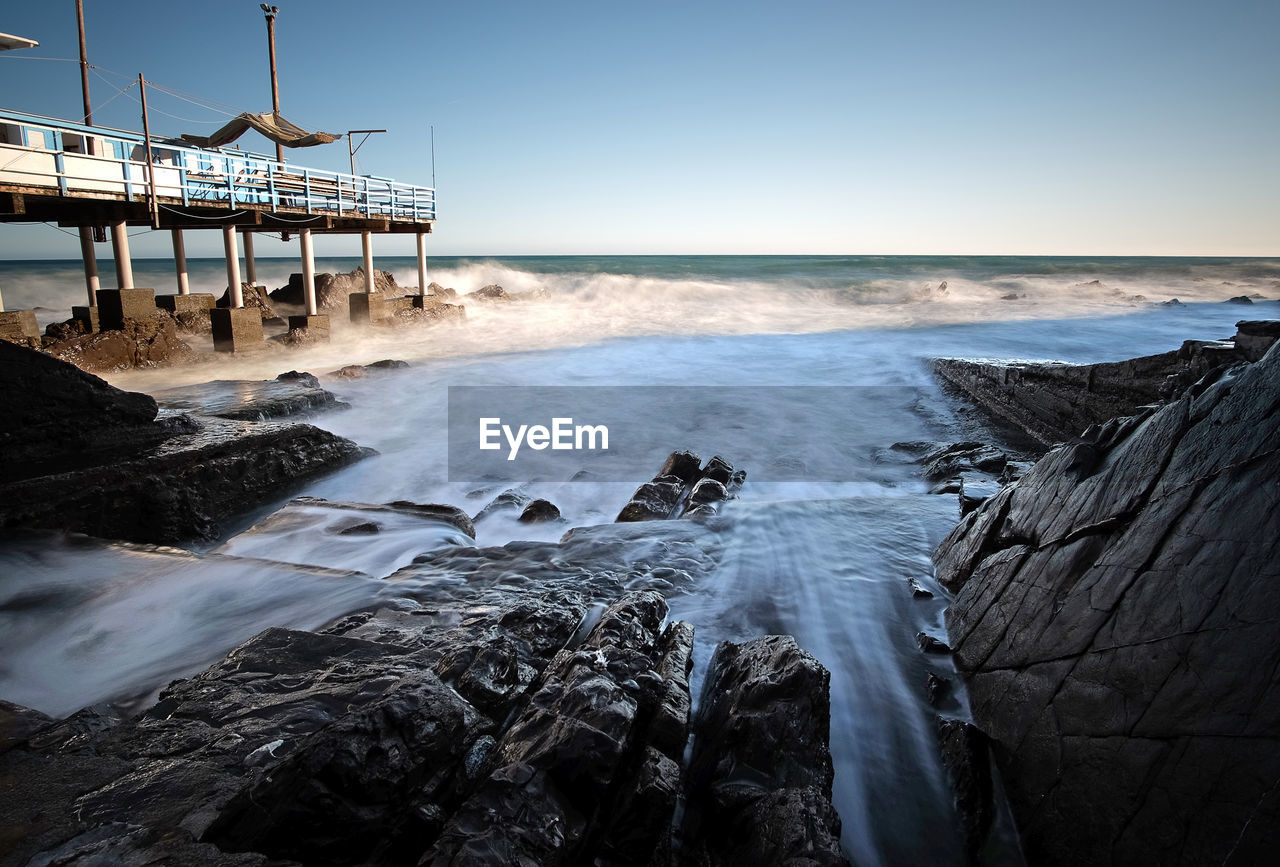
(2, 254, 1277, 864)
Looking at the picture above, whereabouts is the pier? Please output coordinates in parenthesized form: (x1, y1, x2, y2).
(0, 107, 436, 349)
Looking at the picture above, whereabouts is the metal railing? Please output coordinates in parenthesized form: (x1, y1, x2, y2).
(0, 108, 435, 222)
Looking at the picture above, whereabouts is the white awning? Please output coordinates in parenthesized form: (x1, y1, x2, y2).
(0, 32, 39, 51)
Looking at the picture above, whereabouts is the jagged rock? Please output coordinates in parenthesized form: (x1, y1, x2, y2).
(367, 358, 410, 370)
(518, 498, 562, 523)
(1224, 295, 1253, 304)
(44, 310, 194, 373)
(648, 621, 695, 761)
(152, 378, 346, 421)
(0, 700, 53, 754)
(0, 341, 175, 483)
(932, 338, 1248, 446)
(216, 284, 285, 324)
(1234, 319, 1280, 361)
(329, 359, 412, 379)
(467, 284, 511, 302)
(617, 452, 746, 523)
(917, 632, 951, 654)
(685, 635, 848, 866)
(277, 369, 319, 388)
(935, 718, 994, 865)
(935, 342, 1280, 864)
(925, 673, 950, 706)
(907, 577, 934, 599)
(616, 479, 683, 522)
(474, 488, 531, 522)
(660, 450, 704, 484)
(270, 268, 404, 313)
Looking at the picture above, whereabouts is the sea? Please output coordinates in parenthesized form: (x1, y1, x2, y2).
(2, 254, 1278, 865)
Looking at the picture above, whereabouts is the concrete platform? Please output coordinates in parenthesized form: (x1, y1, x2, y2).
(72, 305, 100, 333)
(0, 309, 40, 342)
(210, 306, 265, 353)
(96, 288, 157, 331)
(349, 292, 387, 324)
(288, 313, 331, 341)
(155, 293, 216, 316)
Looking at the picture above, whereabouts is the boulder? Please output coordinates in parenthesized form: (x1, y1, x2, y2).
(517, 498, 562, 523)
(935, 342, 1280, 864)
(44, 311, 194, 373)
(467, 284, 511, 302)
(270, 268, 403, 313)
(151, 378, 346, 421)
(216, 284, 285, 324)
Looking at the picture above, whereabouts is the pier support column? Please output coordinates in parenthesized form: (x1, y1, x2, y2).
(222, 223, 243, 308)
(110, 220, 134, 290)
(287, 228, 329, 341)
(243, 231, 258, 287)
(171, 229, 190, 295)
(361, 230, 375, 294)
(301, 228, 317, 316)
(79, 227, 100, 306)
(416, 232, 428, 296)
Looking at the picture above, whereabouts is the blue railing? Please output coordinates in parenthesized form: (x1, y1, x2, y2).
(0, 108, 435, 222)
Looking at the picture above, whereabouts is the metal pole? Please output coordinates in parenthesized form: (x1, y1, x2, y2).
(223, 224, 243, 308)
(361, 230, 375, 294)
(110, 220, 134, 289)
(243, 231, 258, 286)
(171, 229, 189, 295)
(264, 8, 284, 165)
(416, 232, 427, 296)
(79, 228, 100, 305)
(300, 228, 317, 316)
(76, 0, 92, 130)
(138, 74, 160, 229)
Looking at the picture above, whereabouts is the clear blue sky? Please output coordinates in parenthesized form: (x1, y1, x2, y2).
(1, 0, 1277, 258)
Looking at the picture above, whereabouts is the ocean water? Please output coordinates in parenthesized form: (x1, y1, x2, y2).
(1, 254, 1278, 864)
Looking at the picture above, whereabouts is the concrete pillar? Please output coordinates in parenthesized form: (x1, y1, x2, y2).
(222, 223, 243, 308)
(79, 226, 100, 306)
(171, 229, 190, 295)
(416, 232, 428, 296)
(110, 220, 134, 290)
(243, 231, 258, 287)
(300, 228, 317, 316)
(361, 230, 375, 294)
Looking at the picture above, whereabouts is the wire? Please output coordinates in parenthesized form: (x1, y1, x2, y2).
(158, 204, 249, 221)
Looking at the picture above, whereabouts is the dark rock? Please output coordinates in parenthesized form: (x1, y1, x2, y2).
(925, 673, 950, 706)
(688, 477, 728, 507)
(474, 488, 531, 522)
(367, 358, 410, 369)
(383, 500, 476, 538)
(907, 577, 934, 599)
(331, 364, 366, 379)
(932, 337, 1248, 445)
(28, 824, 273, 866)
(917, 632, 952, 654)
(0, 341, 171, 484)
(1234, 319, 1280, 362)
(660, 449, 703, 484)
(0, 418, 369, 545)
(152, 378, 346, 421)
(517, 498, 562, 523)
(1225, 294, 1254, 304)
(335, 519, 380, 535)
(0, 700, 53, 755)
(1160, 298, 1182, 306)
(701, 454, 734, 485)
(616, 479, 683, 522)
(648, 620, 696, 761)
(935, 718, 994, 865)
(44, 311, 194, 373)
(277, 370, 319, 388)
(935, 342, 1280, 864)
(685, 635, 848, 866)
(270, 268, 404, 313)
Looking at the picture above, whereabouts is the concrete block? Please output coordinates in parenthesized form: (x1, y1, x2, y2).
(155, 293, 216, 316)
(349, 292, 387, 324)
(96, 288, 157, 331)
(287, 314, 330, 342)
(210, 306, 264, 353)
(72, 305, 100, 333)
(0, 309, 39, 342)
(411, 294, 444, 310)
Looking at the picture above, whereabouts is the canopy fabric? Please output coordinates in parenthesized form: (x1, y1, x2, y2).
(181, 112, 340, 149)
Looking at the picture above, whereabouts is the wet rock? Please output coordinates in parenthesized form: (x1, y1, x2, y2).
(27, 824, 274, 866)
(907, 577, 934, 599)
(685, 635, 848, 866)
(152, 378, 346, 421)
(331, 364, 366, 379)
(932, 337, 1249, 446)
(474, 488, 531, 522)
(1234, 319, 1280, 362)
(935, 342, 1280, 864)
(334, 519, 380, 535)
(616, 479, 683, 522)
(917, 632, 952, 654)
(618, 452, 746, 523)
(660, 450, 704, 484)
(383, 500, 476, 538)
(0, 700, 53, 754)
(935, 718, 994, 865)
(276, 369, 319, 388)
(467, 284, 511, 302)
(0, 341, 172, 484)
(367, 358, 410, 370)
(648, 620, 696, 761)
(518, 498, 562, 523)
(270, 268, 405, 313)
(44, 311, 195, 373)
(925, 673, 950, 706)
(1160, 298, 1182, 306)
(1224, 294, 1253, 304)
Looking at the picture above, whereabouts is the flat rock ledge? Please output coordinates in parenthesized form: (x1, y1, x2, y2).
(0, 344, 368, 545)
(0, 536, 847, 866)
(934, 340, 1280, 864)
(932, 319, 1280, 446)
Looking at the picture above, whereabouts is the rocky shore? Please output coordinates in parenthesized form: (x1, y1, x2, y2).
(932, 323, 1280, 863)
